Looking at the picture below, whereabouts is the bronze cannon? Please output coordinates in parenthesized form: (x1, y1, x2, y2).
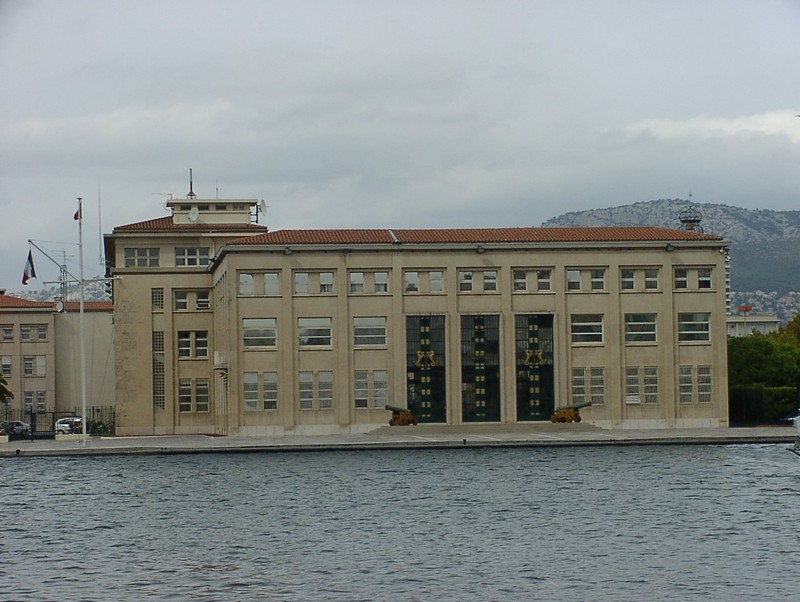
(385, 405, 418, 426)
(550, 401, 592, 423)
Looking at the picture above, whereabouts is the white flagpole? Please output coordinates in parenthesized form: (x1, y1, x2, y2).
(77, 198, 88, 446)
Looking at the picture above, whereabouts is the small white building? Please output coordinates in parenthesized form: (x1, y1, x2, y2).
(726, 314, 780, 337)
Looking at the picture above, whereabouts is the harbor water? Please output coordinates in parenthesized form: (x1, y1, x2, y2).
(1, 444, 798, 601)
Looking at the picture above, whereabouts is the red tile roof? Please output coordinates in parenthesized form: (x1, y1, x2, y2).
(229, 226, 723, 246)
(0, 294, 53, 309)
(63, 301, 114, 312)
(114, 216, 268, 233)
(0, 295, 112, 312)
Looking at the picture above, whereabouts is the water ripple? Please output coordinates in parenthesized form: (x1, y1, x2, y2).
(1, 445, 799, 600)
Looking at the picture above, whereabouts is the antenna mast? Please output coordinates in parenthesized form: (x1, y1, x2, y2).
(187, 168, 196, 199)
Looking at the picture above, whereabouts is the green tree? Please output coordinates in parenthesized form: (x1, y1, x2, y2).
(728, 334, 800, 424)
(769, 313, 800, 348)
(0, 375, 13, 407)
(728, 334, 800, 388)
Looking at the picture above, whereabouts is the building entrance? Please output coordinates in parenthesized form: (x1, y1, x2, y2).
(406, 315, 447, 423)
(460, 315, 501, 422)
(515, 314, 555, 421)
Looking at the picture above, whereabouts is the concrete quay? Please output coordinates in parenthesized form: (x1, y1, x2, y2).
(1, 423, 798, 458)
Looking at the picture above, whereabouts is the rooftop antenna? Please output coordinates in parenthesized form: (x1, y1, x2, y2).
(187, 168, 196, 199)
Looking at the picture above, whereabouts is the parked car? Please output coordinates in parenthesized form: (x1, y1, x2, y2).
(56, 417, 82, 434)
(1, 420, 30, 435)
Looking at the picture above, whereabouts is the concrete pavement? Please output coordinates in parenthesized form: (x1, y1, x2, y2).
(2, 423, 798, 458)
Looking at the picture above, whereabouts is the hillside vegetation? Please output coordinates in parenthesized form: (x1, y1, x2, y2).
(541, 199, 800, 295)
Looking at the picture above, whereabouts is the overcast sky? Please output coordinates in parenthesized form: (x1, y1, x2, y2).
(1, 0, 799, 291)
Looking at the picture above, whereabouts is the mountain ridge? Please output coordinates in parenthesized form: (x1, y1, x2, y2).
(541, 199, 800, 297)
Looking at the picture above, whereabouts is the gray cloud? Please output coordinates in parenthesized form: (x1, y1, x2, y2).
(1, 0, 799, 288)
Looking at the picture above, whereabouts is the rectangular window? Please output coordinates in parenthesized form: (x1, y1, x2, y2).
(178, 379, 192, 412)
(23, 391, 33, 412)
(243, 318, 277, 348)
(459, 271, 473, 292)
(404, 271, 419, 292)
(319, 272, 334, 293)
(625, 313, 657, 343)
(625, 366, 640, 404)
(483, 270, 497, 292)
(354, 370, 369, 409)
(264, 272, 280, 295)
(624, 366, 658, 405)
(698, 268, 712, 289)
(174, 291, 189, 310)
(124, 248, 159, 267)
(299, 371, 314, 409)
(195, 331, 208, 357)
(36, 325, 48, 340)
(374, 271, 389, 293)
(23, 355, 46, 377)
(571, 367, 586, 405)
(177, 331, 191, 358)
(537, 270, 551, 291)
(674, 268, 688, 289)
(1, 326, 12, 341)
(243, 373, 259, 410)
(35, 391, 46, 412)
(354, 369, 389, 409)
(590, 367, 605, 405)
(513, 270, 527, 292)
(350, 272, 365, 293)
(698, 366, 712, 403)
(644, 269, 659, 290)
(570, 314, 604, 343)
(152, 331, 165, 410)
(298, 318, 332, 347)
(590, 269, 605, 291)
(678, 313, 710, 342)
(644, 366, 659, 404)
(20, 326, 31, 341)
(318, 371, 334, 409)
(294, 272, 309, 294)
(239, 273, 254, 295)
(175, 247, 210, 266)
(299, 371, 334, 409)
(567, 269, 581, 291)
(621, 269, 635, 290)
(373, 370, 388, 408)
(679, 366, 693, 404)
(177, 331, 208, 358)
(354, 317, 387, 346)
(0, 356, 11, 377)
(195, 379, 210, 412)
(428, 271, 443, 293)
(263, 372, 278, 410)
(151, 288, 164, 310)
(196, 291, 210, 310)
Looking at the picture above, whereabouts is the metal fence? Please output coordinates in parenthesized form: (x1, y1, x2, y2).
(1, 406, 116, 440)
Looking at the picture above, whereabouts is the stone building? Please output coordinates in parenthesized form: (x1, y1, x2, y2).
(0, 290, 114, 414)
(105, 199, 730, 435)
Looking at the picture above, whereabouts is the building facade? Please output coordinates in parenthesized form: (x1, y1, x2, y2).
(0, 290, 114, 414)
(106, 200, 730, 436)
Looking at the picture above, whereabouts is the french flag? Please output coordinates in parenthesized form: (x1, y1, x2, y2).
(22, 250, 36, 285)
